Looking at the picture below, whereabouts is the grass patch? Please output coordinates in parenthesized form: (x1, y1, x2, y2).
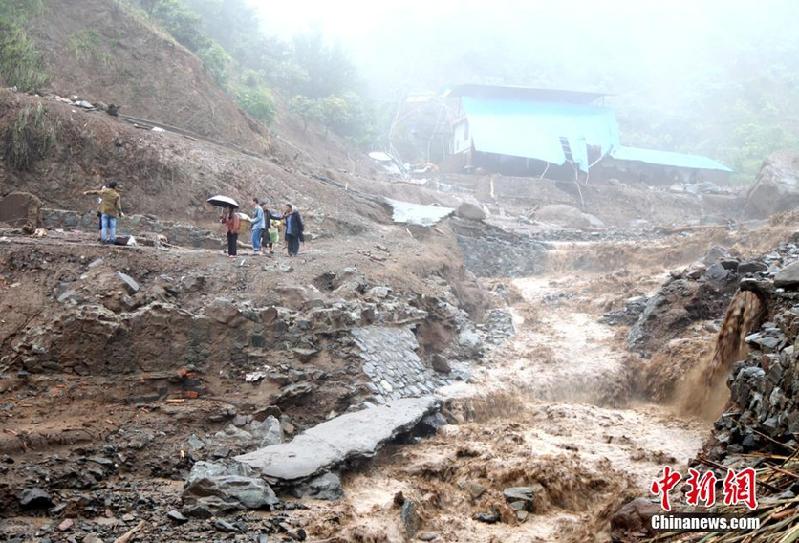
(3, 102, 60, 171)
(0, 0, 49, 92)
(0, 19, 48, 92)
(0, 0, 46, 22)
(68, 30, 112, 66)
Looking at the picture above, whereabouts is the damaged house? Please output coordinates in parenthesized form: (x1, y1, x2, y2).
(440, 84, 732, 184)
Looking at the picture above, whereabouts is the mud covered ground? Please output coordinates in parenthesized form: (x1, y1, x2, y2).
(3, 204, 799, 542)
(298, 271, 708, 543)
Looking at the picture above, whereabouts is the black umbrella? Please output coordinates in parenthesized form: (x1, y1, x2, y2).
(207, 195, 239, 208)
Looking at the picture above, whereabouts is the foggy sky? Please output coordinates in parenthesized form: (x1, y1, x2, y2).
(247, 0, 799, 100)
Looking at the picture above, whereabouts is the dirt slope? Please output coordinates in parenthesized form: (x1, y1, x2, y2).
(0, 90, 387, 230)
(21, 0, 269, 152)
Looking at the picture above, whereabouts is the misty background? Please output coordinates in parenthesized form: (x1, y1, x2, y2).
(143, 0, 799, 184)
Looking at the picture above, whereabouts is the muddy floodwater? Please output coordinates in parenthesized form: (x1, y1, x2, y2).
(303, 271, 709, 542)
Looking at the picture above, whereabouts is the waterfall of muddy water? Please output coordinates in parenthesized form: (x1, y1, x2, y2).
(303, 272, 708, 543)
(677, 290, 767, 420)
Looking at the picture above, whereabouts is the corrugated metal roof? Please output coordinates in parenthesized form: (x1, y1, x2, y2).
(610, 145, 732, 172)
(462, 97, 620, 170)
(447, 84, 608, 104)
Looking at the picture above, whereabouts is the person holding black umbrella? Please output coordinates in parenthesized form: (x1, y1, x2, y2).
(220, 207, 241, 257)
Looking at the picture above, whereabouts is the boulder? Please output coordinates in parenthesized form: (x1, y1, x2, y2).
(456, 202, 486, 221)
(18, 488, 53, 509)
(400, 499, 421, 537)
(431, 354, 451, 374)
(611, 497, 659, 537)
(739, 260, 768, 275)
(775, 261, 799, 289)
(248, 416, 284, 447)
(288, 471, 343, 501)
(474, 509, 500, 524)
(117, 272, 140, 295)
(235, 397, 439, 483)
(503, 487, 536, 512)
(458, 329, 482, 356)
(182, 461, 278, 516)
(744, 151, 799, 219)
(533, 204, 604, 229)
(0, 191, 41, 227)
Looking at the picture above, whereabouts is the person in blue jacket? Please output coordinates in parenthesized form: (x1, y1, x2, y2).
(283, 203, 305, 257)
(249, 198, 266, 255)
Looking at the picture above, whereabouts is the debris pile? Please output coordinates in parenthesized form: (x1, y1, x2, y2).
(627, 246, 744, 357)
(451, 218, 549, 277)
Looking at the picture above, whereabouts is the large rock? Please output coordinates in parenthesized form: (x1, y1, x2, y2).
(288, 471, 343, 500)
(235, 397, 439, 483)
(533, 204, 604, 229)
(0, 191, 41, 227)
(627, 264, 739, 356)
(248, 416, 284, 447)
(611, 498, 659, 538)
(18, 488, 53, 509)
(182, 461, 278, 516)
(455, 202, 486, 221)
(503, 487, 536, 512)
(400, 499, 421, 537)
(744, 151, 799, 219)
(774, 261, 799, 289)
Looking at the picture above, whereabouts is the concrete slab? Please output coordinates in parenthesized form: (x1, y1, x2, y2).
(384, 198, 454, 227)
(235, 397, 438, 483)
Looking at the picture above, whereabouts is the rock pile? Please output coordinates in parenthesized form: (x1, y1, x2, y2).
(451, 218, 549, 277)
(627, 246, 746, 356)
(697, 240, 799, 456)
(354, 325, 446, 400)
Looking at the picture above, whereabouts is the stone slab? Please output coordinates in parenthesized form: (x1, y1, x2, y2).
(235, 397, 438, 483)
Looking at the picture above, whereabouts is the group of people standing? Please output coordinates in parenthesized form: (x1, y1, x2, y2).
(82, 182, 304, 259)
(221, 198, 304, 258)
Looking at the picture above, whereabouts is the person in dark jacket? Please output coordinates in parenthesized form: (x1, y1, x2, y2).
(283, 204, 304, 257)
(221, 208, 240, 257)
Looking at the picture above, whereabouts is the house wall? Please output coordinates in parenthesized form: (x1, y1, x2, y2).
(593, 160, 730, 185)
(452, 119, 471, 154)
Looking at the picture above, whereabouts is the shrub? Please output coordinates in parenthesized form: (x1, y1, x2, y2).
(0, 19, 48, 92)
(198, 41, 229, 85)
(234, 85, 275, 124)
(3, 102, 60, 171)
(150, 0, 209, 52)
(289, 95, 322, 131)
(67, 30, 112, 66)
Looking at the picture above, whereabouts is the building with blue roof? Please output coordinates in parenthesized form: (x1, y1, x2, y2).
(443, 84, 731, 184)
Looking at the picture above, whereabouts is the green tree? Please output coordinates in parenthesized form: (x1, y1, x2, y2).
(291, 31, 357, 98)
(234, 85, 276, 124)
(148, 0, 210, 52)
(198, 41, 229, 86)
(289, 95, 322, 131)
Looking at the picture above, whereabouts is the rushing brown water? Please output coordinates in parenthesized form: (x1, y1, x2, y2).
(678, 290, 766, 420)
(305, 272, 707, 543)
